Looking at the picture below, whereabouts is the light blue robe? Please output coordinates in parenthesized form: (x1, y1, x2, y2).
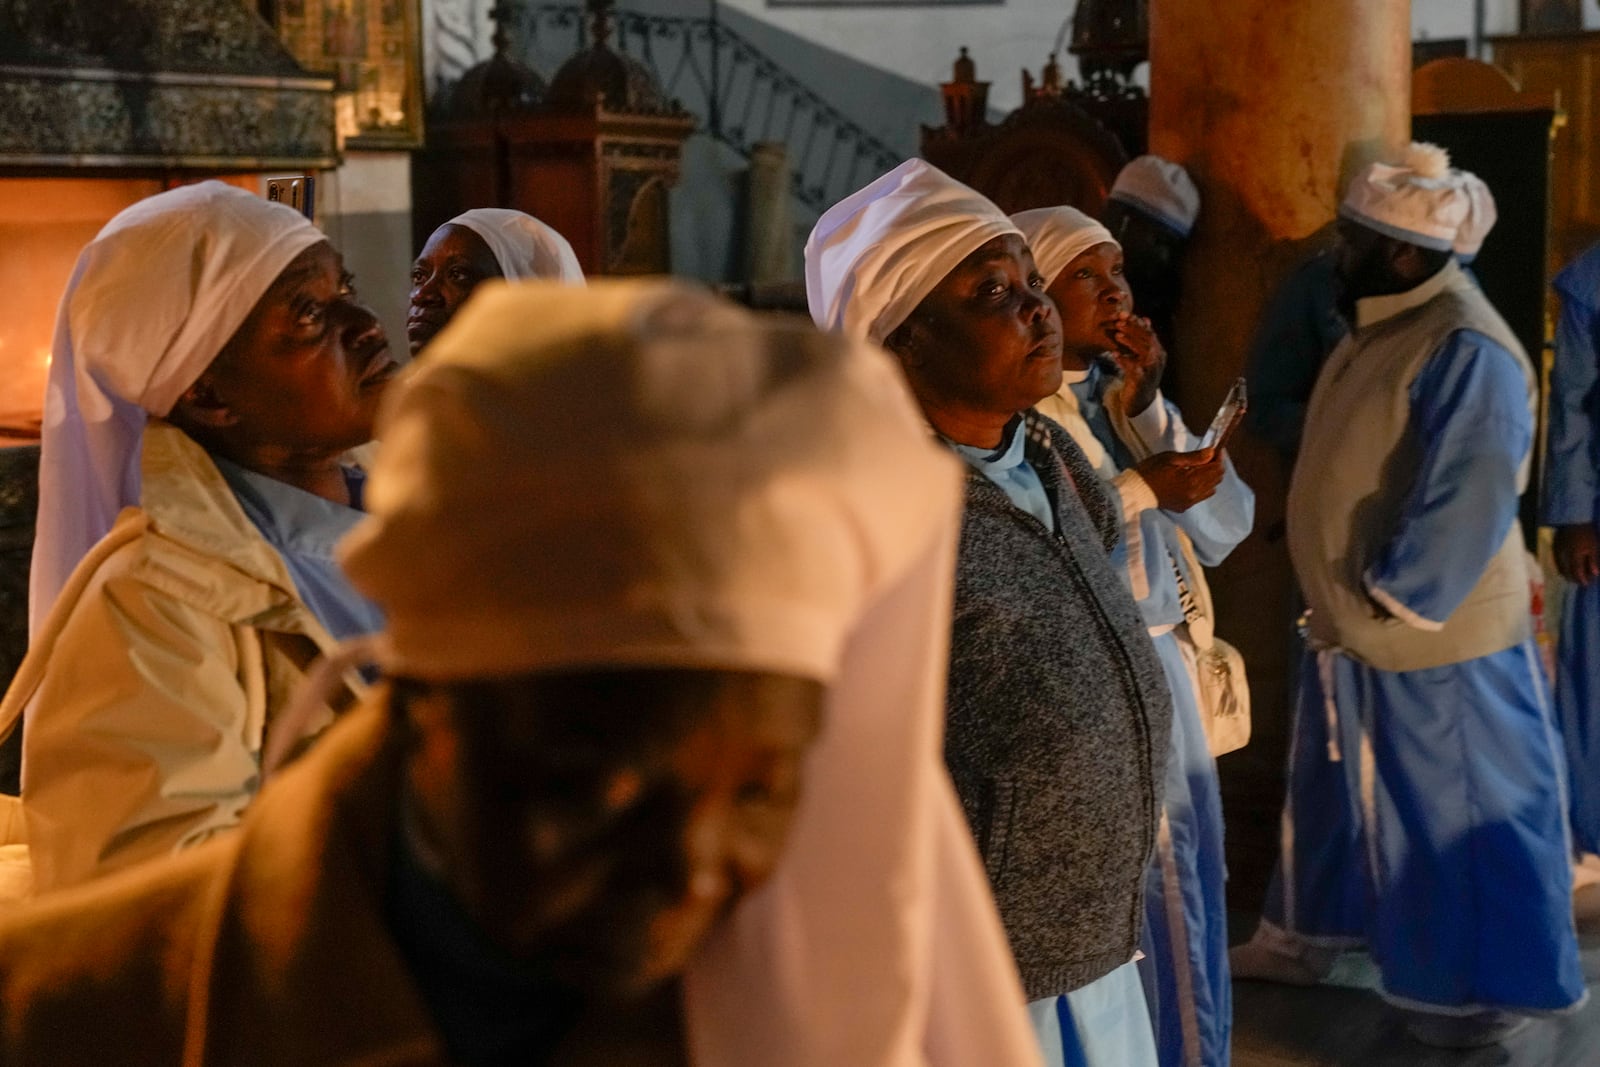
(947, 416, 1055, 534)
(1546, 244, 1600, 855)
(1064, 367, 1254, 1067)
(1270, 333, 1586, 1015)
(214, 457, 385, 642)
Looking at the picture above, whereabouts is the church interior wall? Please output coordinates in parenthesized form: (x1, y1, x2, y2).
(315, 153, 415, 360)
(415, 0, 1594, 290)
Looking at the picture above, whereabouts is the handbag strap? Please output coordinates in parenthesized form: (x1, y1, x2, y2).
(1169, 529, 1217, 650)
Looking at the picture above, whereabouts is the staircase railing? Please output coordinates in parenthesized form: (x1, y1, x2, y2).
(512, 2, 904, 213)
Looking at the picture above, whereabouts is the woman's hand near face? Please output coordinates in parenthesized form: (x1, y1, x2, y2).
(1135, 448, 1224, 512)
(1105, 312, 1166, 416)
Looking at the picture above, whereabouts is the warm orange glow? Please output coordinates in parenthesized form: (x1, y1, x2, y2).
(0, 178, 165, 435)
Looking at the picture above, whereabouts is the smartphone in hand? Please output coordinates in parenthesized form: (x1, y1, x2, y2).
(1199, 377, 1248, 453)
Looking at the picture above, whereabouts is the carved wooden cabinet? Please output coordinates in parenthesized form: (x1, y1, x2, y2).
(919, 47, 1139, 218)
(411, 1, 692, 275)
(414, 105, 691, 275)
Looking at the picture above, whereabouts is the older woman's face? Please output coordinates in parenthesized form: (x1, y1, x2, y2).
(408, 224, 504, 355)
(897, 233, 1062, 418)
(200, 240, 396, 456)
(1045, 241, 1133, 367)
(407, 668, 825, 1000)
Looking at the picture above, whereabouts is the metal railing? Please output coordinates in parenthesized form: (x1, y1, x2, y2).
(512, 2, 904, 212)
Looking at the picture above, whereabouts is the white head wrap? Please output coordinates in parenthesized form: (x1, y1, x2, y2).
(339, 278, 1042, 1065)
(445, 208, 585, 284)
(1011, 205, 1119, 286)
(803, 158, 1020, 345)
(1340, 142, 1476, 253)
(1011, 206, 1122, 481)
(1453, 171, 1497, 263)
(1109, 155, 1201, 237)
(30, 181, 324, 636)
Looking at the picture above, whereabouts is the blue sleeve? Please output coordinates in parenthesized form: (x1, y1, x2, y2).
(1364, 331, 1532, 628)
(1170, 453, 1255, 566)
(1543, 260, 1600, 525)
(1116, 396, 1255, 565)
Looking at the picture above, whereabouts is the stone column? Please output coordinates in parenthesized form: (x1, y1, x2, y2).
(1146, 0, 1412, 907)
(744, 142, 794, 286)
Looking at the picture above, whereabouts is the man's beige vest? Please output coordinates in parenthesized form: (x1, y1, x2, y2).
(1287, 260, 1535, 672)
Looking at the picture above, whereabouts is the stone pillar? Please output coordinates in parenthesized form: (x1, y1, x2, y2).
(1146, 1, 1412, 908)
(744, 142, 794, 286)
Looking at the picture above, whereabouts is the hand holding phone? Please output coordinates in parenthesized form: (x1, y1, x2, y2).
(1199, 377, 1248, 455)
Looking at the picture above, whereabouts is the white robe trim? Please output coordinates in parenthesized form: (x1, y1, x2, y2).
(1363, 578, 1447, 632)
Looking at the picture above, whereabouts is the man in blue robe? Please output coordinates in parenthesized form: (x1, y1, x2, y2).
(1547, 242, 1600, 892)
(1239, 144, 1585, 1048)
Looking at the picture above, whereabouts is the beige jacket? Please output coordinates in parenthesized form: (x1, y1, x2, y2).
(0, 421, 359, 895)
(0, 695, 691, 1066)
(0, 697, 445, 1067)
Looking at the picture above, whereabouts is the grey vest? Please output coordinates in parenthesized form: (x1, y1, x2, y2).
(1287, 261, 1535, 672)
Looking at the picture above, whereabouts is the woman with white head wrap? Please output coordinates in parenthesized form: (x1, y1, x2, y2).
(0, 181, 399, 894)
(408, 208, 583, 356)
(1015, 205, 1254, 1067)
(809, 159, 1172, 1067)
(0, 279, 1041, 1067)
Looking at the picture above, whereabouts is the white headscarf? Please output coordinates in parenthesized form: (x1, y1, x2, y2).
(1340, 142, 1475, 252)
(446, 209, 584, 284)
(30, 181, 324, 636)
(1011, 204, 1118, 287)
(1109, 155, 1201, 237)
(804, 159, 1020, 345)
(1011, 206, 1121, 475)
(339, 279, 1042, 1066)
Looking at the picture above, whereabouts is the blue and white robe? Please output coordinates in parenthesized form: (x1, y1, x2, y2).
(1547, 245, 1600, 857)
(1269, 333, 1586, 1016)
(1039, 365, 1255, 1067)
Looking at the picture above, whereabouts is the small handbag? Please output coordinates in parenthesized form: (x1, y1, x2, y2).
(1171, 531, 1252, 757)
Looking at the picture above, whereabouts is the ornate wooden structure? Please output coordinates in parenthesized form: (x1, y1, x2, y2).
(412, 0, 692, 275)
(920, 48, 1134, 218)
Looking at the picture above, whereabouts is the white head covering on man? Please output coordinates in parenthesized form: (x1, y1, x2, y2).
(804, 158, 1020, 345)
(1109, 155, 1201, 237)
(339, 278, 1043, 1066)
(1339, 142, 1477, 252)
(446, 208, 584, 284)
(30, 181, 324, 636)
(1453, 171, 1497, 264)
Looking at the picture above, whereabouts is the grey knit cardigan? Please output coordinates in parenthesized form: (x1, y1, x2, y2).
(944, 411, 1172, 1001)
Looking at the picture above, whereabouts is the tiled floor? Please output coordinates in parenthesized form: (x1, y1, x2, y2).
(1231, 937, 1600, 1066)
